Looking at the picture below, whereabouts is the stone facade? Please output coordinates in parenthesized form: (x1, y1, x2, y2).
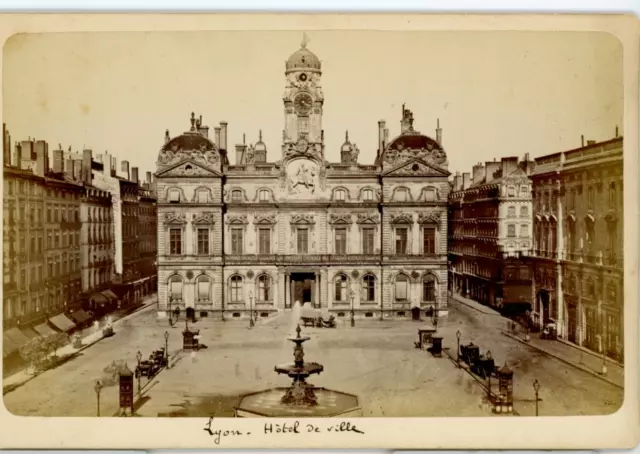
(448, 156, 535, 314)
(530, 136, 623, 361)
(156, 41, 450, 321)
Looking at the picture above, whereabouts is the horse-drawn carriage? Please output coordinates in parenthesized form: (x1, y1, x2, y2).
(459, 342, 496, 379)
(135, 348, 167, 378)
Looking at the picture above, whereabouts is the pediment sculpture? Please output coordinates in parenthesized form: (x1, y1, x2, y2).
(329, 213, 353, 224)
(290, 214, 315, 225)
(226, 214, 248, 225)
(254, 213, 277, 225)
(192, 212, 216, 225)
(164, 212, 188, 225)
(390, 213, 414, 224)
(356, 213, 380, 224)
(383, 147, 447, 167)
(418, 212, 441, 224)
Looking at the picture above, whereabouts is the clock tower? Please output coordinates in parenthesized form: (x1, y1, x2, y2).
(282, 34, 324, 158)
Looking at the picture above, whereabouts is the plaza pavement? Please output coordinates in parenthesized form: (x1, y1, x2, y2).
(2, 298, 623, 418)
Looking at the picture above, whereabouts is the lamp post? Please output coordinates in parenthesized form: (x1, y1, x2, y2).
(136, 350, 142, 395)
(94, 380, 103, 417)
(168, 297, 173, 325)
(164, 330, 170, 368)
(249, 290, 254, 328)
(598, 305, 608, 376)
(350, 289, 355, 327)
(456, 330, 462, 367)
(533, 379, 541, 416)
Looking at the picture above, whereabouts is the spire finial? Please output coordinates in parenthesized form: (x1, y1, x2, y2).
(301, 32, 309, 48)
(259, 129, 263, 141)
(296, 324, 302, 338)
(243, 133, 246, 144)
(190, 112, 196, 131)
(345, 130, 349, 142)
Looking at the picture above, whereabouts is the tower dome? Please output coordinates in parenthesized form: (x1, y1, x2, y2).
(285, 34, 321, 74)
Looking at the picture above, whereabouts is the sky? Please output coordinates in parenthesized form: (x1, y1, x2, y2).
(2, 30, 623, 175)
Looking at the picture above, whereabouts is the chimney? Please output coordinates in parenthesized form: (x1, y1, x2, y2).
(472, 162, 485, 185)
(14, 142, 21, 169)
(146, 171, 152, 185)
(485, 161, 501, 183)
(111, 156, 117, 177)
(214, 127, 221, 148)
(236, 143, 247, 165)
(82, 149, 93, 184)
(587, 140, 596, 146)
(131, 167, 139, 185)
(197, 115, 209, 138)
(64, 158, 74, 179)
(378, 120, 386, 155)
(121, 160, 130, 180)
(520, 153, 536, 176)
(73, 159, 82, 181)
(581, 135, 585, 147)
(34, 140, 47, 177)
(615, 125, 619, 138)
(384, 128, 389, 148)
(501, 156, 519, 177)
(3, 124, 10, 166)
(436, 118, 442, 146)
(53, 146, 64, 173)
(164, 129, 170, 144)
(220, 121, 228, 150)
(454, 172, 462, 191)
(400, 104, 415, 133)
(462, 172, 471, 190)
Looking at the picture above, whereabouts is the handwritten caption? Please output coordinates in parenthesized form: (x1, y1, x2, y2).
(204, 417, 364, 445)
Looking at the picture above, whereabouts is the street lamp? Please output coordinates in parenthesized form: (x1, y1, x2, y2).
(94, 380, 103, 417)
(486, 350, 493, 398)
(164, 331, 170, 369)
(136, 350, 142, 395)
(456, 330, 462, 366)
(249, 290, 254, 328)
(349, 289, 355, 327)
(533, 379, 541, 416)
(168, 297, 173, 326)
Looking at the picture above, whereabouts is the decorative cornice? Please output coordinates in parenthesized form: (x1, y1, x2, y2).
(390, 213, 413, 224)
(192, 212, 216, 225)
(329, 213, 353, 225)
(417, 212, 441, 225)
(356, 213, 380, 224)
(163, 212, 187, 225)
(290, 214, 315, 225)
(254, 213, 277, 225)
(226, 214, 248, 225)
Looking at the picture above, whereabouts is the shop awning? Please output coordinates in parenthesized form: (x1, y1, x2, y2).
(33, 322, 58, 338)
(70, 310, 92, 324)
(91, 293, 109, 305)
(5, 327, 31, 350)
(49, 314, 76, 332)
(101, 290, 118, 301)
(19, 326, 40, 340)
(3, 334, 19, 358)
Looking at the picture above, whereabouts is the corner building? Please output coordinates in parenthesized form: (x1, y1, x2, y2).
(156, 41, 450, 321)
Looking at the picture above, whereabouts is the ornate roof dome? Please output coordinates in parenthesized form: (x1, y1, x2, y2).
(285, 34, 321, 74)
(254, 129, 267, 152)
(341, 131, 352, 152)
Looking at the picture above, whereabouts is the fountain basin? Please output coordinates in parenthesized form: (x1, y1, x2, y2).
(274, 361, 324, 376)
(235, 387, 361, 417)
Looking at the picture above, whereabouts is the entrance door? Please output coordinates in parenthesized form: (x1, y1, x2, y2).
(411, 306, 421, 321)
(293, 281, 305, 305)
(567, 300, 577, 343)
(539, 290, 550, 322)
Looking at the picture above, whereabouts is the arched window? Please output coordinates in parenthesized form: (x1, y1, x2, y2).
(362, 189, 374, 201)
(168, 188, 181, 203)
(335, 189, 346, 202)
(257, 275, 271, 301)
(229, 275, 243, 302)
(395, 274, 409, 300)
(362, 274, 376, 302)
(520, 206, 528, 217)
(231, 190, 242, 202)
(169, 274, 183, 301)
(422, 275, 436, 302)
(196, 275, 211, 302)
(507, 206, 516, 217)
(395, 188, 409, 202)
(196, 188, 209, 204)
(334, 274, 348, 301)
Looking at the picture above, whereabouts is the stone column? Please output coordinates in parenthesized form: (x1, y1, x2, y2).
(314, 272, 320, 308)
(283, 272, 289, 309)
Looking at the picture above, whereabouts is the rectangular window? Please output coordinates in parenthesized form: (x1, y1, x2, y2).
(362, 228, 375, 254)
(587, 186, 595, 210)
(507, 224, 516, 237)
(297, 228, 309, 254)
(169, 228, 182, 255)
(231, 228, 243, 254)
(363, 189, 373, 201)
(423, 227, 436, 254)
(258, 228, 271, 254)
(609, 182, 616, 209)
(520, 206, 528, 217)
(520, 224, 528, 237)
(197, 228, 209, 255)
(395, 227, 408, 254)
(197, 190, 208, 204)
(395, 277, 408, 300)
(334, 228, 347, 254)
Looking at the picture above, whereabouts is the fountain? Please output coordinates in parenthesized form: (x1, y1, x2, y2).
(235, 323, 360, 417)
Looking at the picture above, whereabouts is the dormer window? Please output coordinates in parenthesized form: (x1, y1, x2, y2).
(259, 189, 270, 202)
(395, 188, 409, 202)
(335, 189, 346, 202)
(168, 189, 180, 203)
(363, 189, 374, 201)
(196, 188, 208, 204)
(424, 188, 436, 202)
(231, 190, 242, 203)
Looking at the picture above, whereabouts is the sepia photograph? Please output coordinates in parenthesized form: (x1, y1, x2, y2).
(0, 13, 638, 450)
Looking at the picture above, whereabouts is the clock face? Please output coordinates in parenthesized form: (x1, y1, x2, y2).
(298, 73, 307, 81)
(294, 93, 313, 115)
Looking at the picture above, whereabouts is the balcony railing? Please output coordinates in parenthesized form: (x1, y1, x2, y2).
(224, 254, 381, 264)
